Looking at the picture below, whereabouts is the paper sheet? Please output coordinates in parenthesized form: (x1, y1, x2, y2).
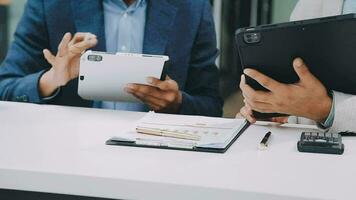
(119, 112, 248, 149)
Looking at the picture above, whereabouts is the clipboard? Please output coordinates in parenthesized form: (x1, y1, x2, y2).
(106, 118, 250, 154)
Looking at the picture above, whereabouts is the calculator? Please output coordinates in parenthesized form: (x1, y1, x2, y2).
(297, 132, 344, 155)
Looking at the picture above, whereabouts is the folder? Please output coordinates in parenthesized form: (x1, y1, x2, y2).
(106, 112, 250, 153)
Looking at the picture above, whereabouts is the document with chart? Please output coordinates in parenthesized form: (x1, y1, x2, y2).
(106, 112, 250, 153)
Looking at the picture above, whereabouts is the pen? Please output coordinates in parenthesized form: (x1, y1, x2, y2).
(259, 131, 272, 150)
(136, 126, 201, 141)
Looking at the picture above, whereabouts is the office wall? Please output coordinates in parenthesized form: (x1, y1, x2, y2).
(272, 0, 298, 23)
(8, 0, 25, 43)
(0, 6, 8, 61)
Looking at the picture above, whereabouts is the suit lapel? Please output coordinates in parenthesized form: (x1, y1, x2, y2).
(71, 0, 106, 51)
(322, 0, 344, 16)
(143, 0, 178, 55)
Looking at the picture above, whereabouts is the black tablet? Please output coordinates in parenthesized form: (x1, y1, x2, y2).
(235, 14, 356, 119)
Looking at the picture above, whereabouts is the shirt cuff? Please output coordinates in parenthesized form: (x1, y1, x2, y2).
(317, 91, 335, 129)
(41, 87, 61, 101)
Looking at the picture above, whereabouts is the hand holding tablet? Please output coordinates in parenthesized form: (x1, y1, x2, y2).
(235, 14, 356, 120)
(125, 75, 182, 113)
(78, 51, 172, 105)
(40, 32, 98, 97)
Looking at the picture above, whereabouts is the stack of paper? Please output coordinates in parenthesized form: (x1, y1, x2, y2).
(118, 112, 248, 149)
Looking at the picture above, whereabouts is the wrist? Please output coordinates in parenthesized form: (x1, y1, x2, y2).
(312, 95, 332, 123)
(171, 91, 183, 113)
(39, 69, 62, 97)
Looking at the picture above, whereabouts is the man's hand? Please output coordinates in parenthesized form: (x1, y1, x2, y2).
(125, 76, 182, 113)
(236, 105, 289, 124)
(239, 58, 332, 123)
(39, 32, 98, 97)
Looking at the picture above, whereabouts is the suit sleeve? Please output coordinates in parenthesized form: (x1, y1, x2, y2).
(179, 1, 223, 117)
(329, 91, 356, 133)
(0, 0, 51, 103)
(292, 91, 356, 132)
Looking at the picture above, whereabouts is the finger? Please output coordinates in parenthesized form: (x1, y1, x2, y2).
(240, 106, 256, 123)
(69, 39, 98, 55)
(134, 92, 168, 110)
(69, 33, 98, 56)
(125, 84, 159, 95)
(146, 77, 161, 87)
(235, 113, 242, 118)
(244, 68, 281, 91)
(68, 32, 97, 48)
(129, 91, 165, 111)
(147, 77, 178, 91)
(58, 32, 72, 57)
(270, 117, 289, 123)
(240, 75, 271, 103)
(244, 99, 273, 113)
(69, 32, 94, 43)
(135, 97, 161, 111)
(126, 83, 175, 104)
(126, 83, 178, 111)
(43, 49, 56, 65)
(239, 74, 245, 89)
(235, 112, 245, 119)
(293, 58, 315, 82)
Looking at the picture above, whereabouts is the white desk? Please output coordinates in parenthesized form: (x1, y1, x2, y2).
(0, 101, 355, 200)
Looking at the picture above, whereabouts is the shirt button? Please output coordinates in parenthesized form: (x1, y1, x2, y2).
(123, 13, 128, 18)
(121, 46, 127, 51)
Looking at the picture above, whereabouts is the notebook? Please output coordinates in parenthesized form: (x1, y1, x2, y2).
(106, 112, 250, 153)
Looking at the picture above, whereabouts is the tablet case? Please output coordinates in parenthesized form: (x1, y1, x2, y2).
(235, 14, 356, 119)
(106, 120, 250, 153)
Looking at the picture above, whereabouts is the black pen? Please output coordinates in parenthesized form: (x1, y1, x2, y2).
(259, 131, 272, 150)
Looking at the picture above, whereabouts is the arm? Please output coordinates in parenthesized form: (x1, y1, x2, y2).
(287, 91, 356, 133)
(0, 0, 50, 103)
(0, 0, 97, 103)
(329, 91, 356, 133)
(126, 1, 223, 117)
(237, 59, 356, 132)
(238, 58, 332, 124)
(178, 0, 223, 117)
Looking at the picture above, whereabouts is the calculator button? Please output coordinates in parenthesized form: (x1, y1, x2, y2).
(333, 137, 339, 143)
(315, 139, 327, 142)
(307, 136, 312, 141)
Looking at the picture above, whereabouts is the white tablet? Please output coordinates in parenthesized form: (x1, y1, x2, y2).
(78, 51, 169, 102)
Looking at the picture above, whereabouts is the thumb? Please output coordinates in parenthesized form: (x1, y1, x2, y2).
(293, 58, 313, 82)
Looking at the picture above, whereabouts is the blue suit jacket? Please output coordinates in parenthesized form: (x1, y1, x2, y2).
(0, 0, 223, 117)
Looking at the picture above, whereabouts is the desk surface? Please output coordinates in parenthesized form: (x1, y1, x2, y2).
(0, 101, 355, 200)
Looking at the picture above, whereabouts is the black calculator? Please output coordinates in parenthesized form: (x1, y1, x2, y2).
(297, 132, 344, 155)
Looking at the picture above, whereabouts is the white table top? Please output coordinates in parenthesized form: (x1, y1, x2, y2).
(0, 101, 355, 200)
